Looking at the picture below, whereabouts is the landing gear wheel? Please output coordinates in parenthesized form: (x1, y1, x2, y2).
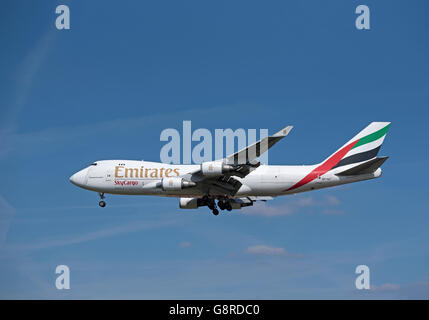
(98, 192, 106, 207)
(225, 203, 232, 211)
(212, 208, 219, 216)
(218, 202, 225, 210)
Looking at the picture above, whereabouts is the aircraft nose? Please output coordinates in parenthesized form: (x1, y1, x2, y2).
(69, 167, 89, 187)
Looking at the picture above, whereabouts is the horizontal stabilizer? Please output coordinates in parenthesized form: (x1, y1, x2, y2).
(336, 157, 388, 176)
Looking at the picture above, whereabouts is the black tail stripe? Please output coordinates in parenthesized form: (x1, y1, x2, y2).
(333, 146, 381, 169)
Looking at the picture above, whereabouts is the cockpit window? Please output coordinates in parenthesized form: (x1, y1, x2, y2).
(91, 163, 97, 166)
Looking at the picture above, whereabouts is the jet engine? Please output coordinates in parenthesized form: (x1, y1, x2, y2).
(179, 197, 204, 209)
(219, 198, 254, 210)
(179, 197, 254, 210)
(160, 177, 196, 191)
(200, 161, 234, 177)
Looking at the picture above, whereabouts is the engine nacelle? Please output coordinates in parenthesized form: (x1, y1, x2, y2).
(220, 198, 254, 210)
(201, 161, 234, 177)
(230, 201, 244, 210)
(179, 197, 254, 210)
(179, 197, 203, 209)
(161, 177, 196, 191)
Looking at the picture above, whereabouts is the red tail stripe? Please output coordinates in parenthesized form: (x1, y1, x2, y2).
(285, 139, 359, 191)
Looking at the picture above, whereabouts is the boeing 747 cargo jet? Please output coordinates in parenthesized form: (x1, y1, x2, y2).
(70, 122, 390, 215)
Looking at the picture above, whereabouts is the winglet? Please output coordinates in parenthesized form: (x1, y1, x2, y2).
(272, 126, 293, 138)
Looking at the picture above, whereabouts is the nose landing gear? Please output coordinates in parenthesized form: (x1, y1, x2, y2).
(98, 193, 106, 207)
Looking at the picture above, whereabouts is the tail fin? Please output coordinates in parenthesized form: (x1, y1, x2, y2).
(285, 122, 390, 192)
(324, 122, 391, 171)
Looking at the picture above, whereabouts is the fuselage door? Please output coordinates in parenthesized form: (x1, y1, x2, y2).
(106, 170, 113, 181)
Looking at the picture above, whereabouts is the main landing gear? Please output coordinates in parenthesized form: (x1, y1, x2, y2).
(98, 192, 106, 207)
(199, 196, 219, 215)
(218, 199, 232, 211)
(207, 198, 219, 215)
(201, 196, 231, 215)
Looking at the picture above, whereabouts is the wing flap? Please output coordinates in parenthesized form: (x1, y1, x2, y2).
(199, 176, 243, 196)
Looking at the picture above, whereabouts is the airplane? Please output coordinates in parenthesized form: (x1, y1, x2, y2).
(70, 122, 390, 215)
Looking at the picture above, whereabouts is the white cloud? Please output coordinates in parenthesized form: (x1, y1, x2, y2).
(242, 195, 342, 217)
(246, 245, 287, 256)
(324, 195, 341, 206)
(323, 209, 344, 215)
(2, 105, 238, 159)
(366, 282, 429, 299)
(7, 219, 178, 252)
(179, 241, 191, 248)
(243, 201, 296, 217)
(0, 31, 57, 159)
(376, 283, 400, 291)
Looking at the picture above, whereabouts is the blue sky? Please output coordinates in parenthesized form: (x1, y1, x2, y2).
(1, 0, 429, 299)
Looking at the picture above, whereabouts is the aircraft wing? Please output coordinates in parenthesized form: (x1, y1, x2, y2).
(195, 175, 243, 196)
(186, 167, 277, 198)
(184, 125, 292, 195)
(224, 125, 293, 165)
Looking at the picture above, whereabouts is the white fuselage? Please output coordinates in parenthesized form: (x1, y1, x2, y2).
(70, 160, 381, 198)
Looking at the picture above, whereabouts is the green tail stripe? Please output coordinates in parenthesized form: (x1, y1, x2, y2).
(352, 124, 390, 149)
